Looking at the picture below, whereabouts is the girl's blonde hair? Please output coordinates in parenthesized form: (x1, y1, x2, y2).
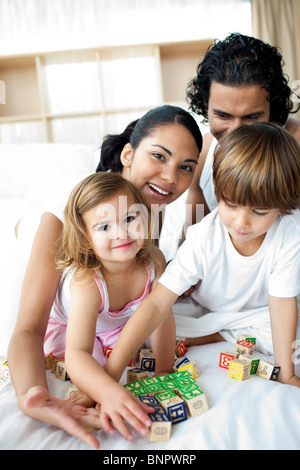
(57, 172, 152, 274)
(213, 122, 300, 214)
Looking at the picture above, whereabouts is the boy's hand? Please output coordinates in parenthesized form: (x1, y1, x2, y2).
(97, 381, 153, 440)
(22, 385, 101, 449)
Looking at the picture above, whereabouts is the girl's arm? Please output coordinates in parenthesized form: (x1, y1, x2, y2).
(269, 295, 300, 387)
(65, 274, 153, 441)
(105, 282, 178, 382)
(8, 213, 102, 449)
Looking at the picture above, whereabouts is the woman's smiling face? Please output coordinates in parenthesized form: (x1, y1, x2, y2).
(121, 123, 199, 208)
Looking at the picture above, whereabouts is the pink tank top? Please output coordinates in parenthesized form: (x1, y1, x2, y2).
(93, 267, 155, 335)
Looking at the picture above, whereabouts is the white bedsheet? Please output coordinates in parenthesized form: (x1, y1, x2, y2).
(1, 342, 300, 450)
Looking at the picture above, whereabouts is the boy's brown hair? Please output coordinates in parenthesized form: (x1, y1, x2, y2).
(213, 122, 300, 214)
(57, 172, 152, 274)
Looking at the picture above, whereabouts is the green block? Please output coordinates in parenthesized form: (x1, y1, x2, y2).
(156, 390, 177, 401)
(157, 374, 176, 382)
(124, 380, 142, 390)
(130, 387, 147, 396)
(250, 358, 260, 374)
(140, 376, 160, 386)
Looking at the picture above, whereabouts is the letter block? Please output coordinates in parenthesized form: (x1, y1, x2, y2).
(156, 390, 187, 424)
(181, 389, 209, 417)
(139, 349, 155, 371)
(0, 355, 10, 383)
(235, 340, 255, 356)
(55, 361, 70, 381)
(173, 357, 200, 379)
(236, 334, 256, 345)
(219, 350, 239, 369)
(256, 360, 280, 381)
(127, 367, 149, 383)
(228, 359, 250, 381)
(176, 340, 188, 357)
(65, 384, 78, 399)
(239, 354, 260, 374)
(147, 412, 172, 442)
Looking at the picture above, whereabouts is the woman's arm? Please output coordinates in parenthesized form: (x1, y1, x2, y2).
(269, 295, 300, 387)
(8, 213, 101, 449)
(8, 213, 63, 398)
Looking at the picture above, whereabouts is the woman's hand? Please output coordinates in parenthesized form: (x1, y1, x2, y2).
(21, 386, 101, 449)
(97, 381, 154, 440)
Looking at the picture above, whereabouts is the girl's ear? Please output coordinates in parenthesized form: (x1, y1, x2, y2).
(120, 143, 134, 168)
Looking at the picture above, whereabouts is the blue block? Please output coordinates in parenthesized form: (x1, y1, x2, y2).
(167, 402, 187, 424)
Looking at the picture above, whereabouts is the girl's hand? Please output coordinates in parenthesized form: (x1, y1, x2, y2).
(21, 386, 101, 449)
(97, 381, 153, 440)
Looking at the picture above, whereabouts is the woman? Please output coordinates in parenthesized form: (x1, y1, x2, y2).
(8, 105, 202, 448)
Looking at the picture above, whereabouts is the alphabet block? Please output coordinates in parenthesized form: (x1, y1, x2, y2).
(147, 413, 172, 442)
(173, 357, 200, 379)
(256, 360, 280, 381)
(44, 353, 54, 370)
(127, 368, 149, 383)
(156, 390, 187, 424)
(139, 349, 155, 371)
(65, 384, 79, 399)
(219, 350, 239, 369)
(0, 355, 10, 384)
(176, 340, 188, 357)
(55, 361, 70, 381)
(51, 357, 65, 375)
(239, 354, 260, 374)
(236, 334, 256, 345)
(228, 359, 250, 381)
(235, 340, 255, 356)
(181, 389, 209, 417)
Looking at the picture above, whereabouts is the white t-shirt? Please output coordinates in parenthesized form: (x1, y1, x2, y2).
(159, 208, 300, 312)
(199, 137, 218, 211)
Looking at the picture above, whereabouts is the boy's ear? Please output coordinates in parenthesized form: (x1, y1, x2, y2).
(120, 143, 134, 168)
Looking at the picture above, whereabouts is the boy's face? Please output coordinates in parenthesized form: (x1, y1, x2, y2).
(207, 81, 271, 141)
(218, 197, 281, 256)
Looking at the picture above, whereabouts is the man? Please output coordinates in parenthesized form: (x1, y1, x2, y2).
(186, 33, 300, 221)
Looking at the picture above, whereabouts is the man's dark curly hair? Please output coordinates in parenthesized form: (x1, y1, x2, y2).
(187, 33, 299, 126)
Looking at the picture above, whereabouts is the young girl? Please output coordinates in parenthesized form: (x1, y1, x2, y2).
(111, 122, 300, 388)
(8, 105, 201, 444)
(44, 171, 175, 445)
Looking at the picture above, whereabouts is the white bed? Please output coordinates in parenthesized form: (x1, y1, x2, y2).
(1, 143, 300, 451)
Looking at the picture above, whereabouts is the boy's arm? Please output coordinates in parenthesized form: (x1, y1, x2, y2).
(268, 295, 300, 387)
(149, 248, 176, 375)
(105, 282, 178, 382)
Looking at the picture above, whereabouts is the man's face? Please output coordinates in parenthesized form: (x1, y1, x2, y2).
(207, 81, 271, 141)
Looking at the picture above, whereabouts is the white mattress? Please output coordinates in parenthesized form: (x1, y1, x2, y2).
(1, 143, 299, 451)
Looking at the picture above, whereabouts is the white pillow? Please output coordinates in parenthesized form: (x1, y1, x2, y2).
(0, 143, 99, 199)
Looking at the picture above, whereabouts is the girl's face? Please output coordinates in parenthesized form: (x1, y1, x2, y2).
(120, 123, 199, 208)
(82, 191, 146, 267)
(218, 197, 281, 256)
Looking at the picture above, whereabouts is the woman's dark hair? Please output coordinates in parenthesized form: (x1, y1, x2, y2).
(187, 33, 299, 126)
(96, 104, 202, 173)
